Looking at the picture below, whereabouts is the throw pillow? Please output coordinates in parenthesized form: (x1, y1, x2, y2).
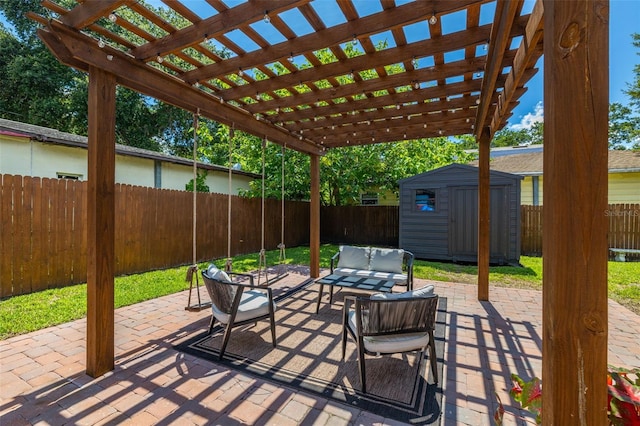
(337, 245, 371, 270)
(207, 264, 231, 282)
(369, 248, 404, 273)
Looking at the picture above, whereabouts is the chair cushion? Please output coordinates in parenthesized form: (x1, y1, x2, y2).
(370, 285, 435, 300)
(369, 248, 404, 274)
(337, 246, 371, 270)
(212, 290, 275, 324)
(348, 311, 430, 353)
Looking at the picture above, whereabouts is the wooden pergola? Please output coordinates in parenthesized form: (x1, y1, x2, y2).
(29, 0, 609, 422)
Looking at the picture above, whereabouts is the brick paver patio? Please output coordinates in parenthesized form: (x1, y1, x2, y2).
(2, 271, 639, 425)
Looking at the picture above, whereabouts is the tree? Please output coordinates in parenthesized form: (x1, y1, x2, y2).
(0, 0, 216, 152)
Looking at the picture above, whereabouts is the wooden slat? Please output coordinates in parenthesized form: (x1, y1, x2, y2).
(0, 175, 15, 297)
(13, 175, 29, 295)
(30, 177, 46, 292)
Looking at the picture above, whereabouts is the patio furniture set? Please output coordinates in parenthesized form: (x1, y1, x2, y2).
(200, 245, 439, 393)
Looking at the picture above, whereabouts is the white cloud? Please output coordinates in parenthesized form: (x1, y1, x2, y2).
(510, 101, 544, 130)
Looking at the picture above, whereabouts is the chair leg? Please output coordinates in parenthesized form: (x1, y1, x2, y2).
(219, 322, 234, 360)
(208, 315, 216, 334)
(341, 327, 348, 360)
(428, 331, 438, 384)
(269, 305, 277, 348)
(357, 342, 367, 393)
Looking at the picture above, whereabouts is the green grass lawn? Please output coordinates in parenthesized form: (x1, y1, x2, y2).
(1, 244, 638, 340)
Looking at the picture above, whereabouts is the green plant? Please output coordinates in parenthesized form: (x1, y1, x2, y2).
(185, 170, 209, 192)
(494, 368, 640, 425)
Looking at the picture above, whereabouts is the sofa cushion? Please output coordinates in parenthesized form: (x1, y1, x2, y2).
(337, 245, 371, 270)
(369, 248, 404, 274)
(370, 285, 435, 300)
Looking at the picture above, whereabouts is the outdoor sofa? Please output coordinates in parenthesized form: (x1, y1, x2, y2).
(330, 245, 414, 290)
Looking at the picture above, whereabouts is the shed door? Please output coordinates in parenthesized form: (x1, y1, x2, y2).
(448, 186, 509, 263)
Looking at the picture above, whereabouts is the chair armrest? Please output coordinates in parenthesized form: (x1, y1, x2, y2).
(403, 251, 414, 291)
(330, 251, 340, 273)
(227, 271, 255, 286)
(228, 281, 273, 299)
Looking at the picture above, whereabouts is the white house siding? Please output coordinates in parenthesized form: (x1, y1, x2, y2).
(0, 135, 87, 179)
(0, 134, 30, 175)
(116, 155, 155, 187)
(1, 122, 256, 195)
(155, 161, 252, 193)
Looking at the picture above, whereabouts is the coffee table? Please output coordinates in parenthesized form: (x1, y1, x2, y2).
(315, 273, 396, 313)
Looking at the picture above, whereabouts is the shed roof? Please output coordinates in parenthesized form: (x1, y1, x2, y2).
(399, 162, 522, 184)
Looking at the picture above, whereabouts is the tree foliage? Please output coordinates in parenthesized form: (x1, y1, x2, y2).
(613, 32, 640, 150)
(0, 0, 201, 152)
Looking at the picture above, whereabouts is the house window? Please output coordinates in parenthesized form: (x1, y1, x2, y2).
(415, 189, 437, 211)
(57, 172, 82, 180)
(360, 192, 379, 205)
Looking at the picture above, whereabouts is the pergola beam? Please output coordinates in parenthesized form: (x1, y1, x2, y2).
(474, 0, 521, 138)
(542, 0, 609, 422)
(60, 0, 131, 29)
(490, 0, 544, 134)
(86, 66, 116, 377)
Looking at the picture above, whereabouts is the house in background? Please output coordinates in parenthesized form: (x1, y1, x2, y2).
(0, 118, 258, 194)
(469, 149, 640, 205)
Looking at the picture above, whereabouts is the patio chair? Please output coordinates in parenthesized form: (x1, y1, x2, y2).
(201, 266, 277, 360)
(341, 290, 439, 393)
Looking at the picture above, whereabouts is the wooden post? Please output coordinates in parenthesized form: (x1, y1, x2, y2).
(477, 127, 490, 301)
(309, 154, 320, 278)
(86, 66, 116, 377)
(543, 0, 609, 423)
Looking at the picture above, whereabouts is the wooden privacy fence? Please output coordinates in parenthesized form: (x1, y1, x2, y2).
(520, 204, 640, 257)
(321, 205, 399, 247)
(1, 174, 309, 298)
(521, 205, 543, 256)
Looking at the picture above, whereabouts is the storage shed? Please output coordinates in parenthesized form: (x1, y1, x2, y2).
(399, 164, 522, 265)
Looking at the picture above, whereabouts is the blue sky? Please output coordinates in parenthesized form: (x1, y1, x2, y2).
(1, 0, 638, 131)
(510, 0, 640, 130)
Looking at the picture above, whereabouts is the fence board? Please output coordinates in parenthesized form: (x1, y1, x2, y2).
(1, 175, 15, 297)
(14, 176, 29, 294)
